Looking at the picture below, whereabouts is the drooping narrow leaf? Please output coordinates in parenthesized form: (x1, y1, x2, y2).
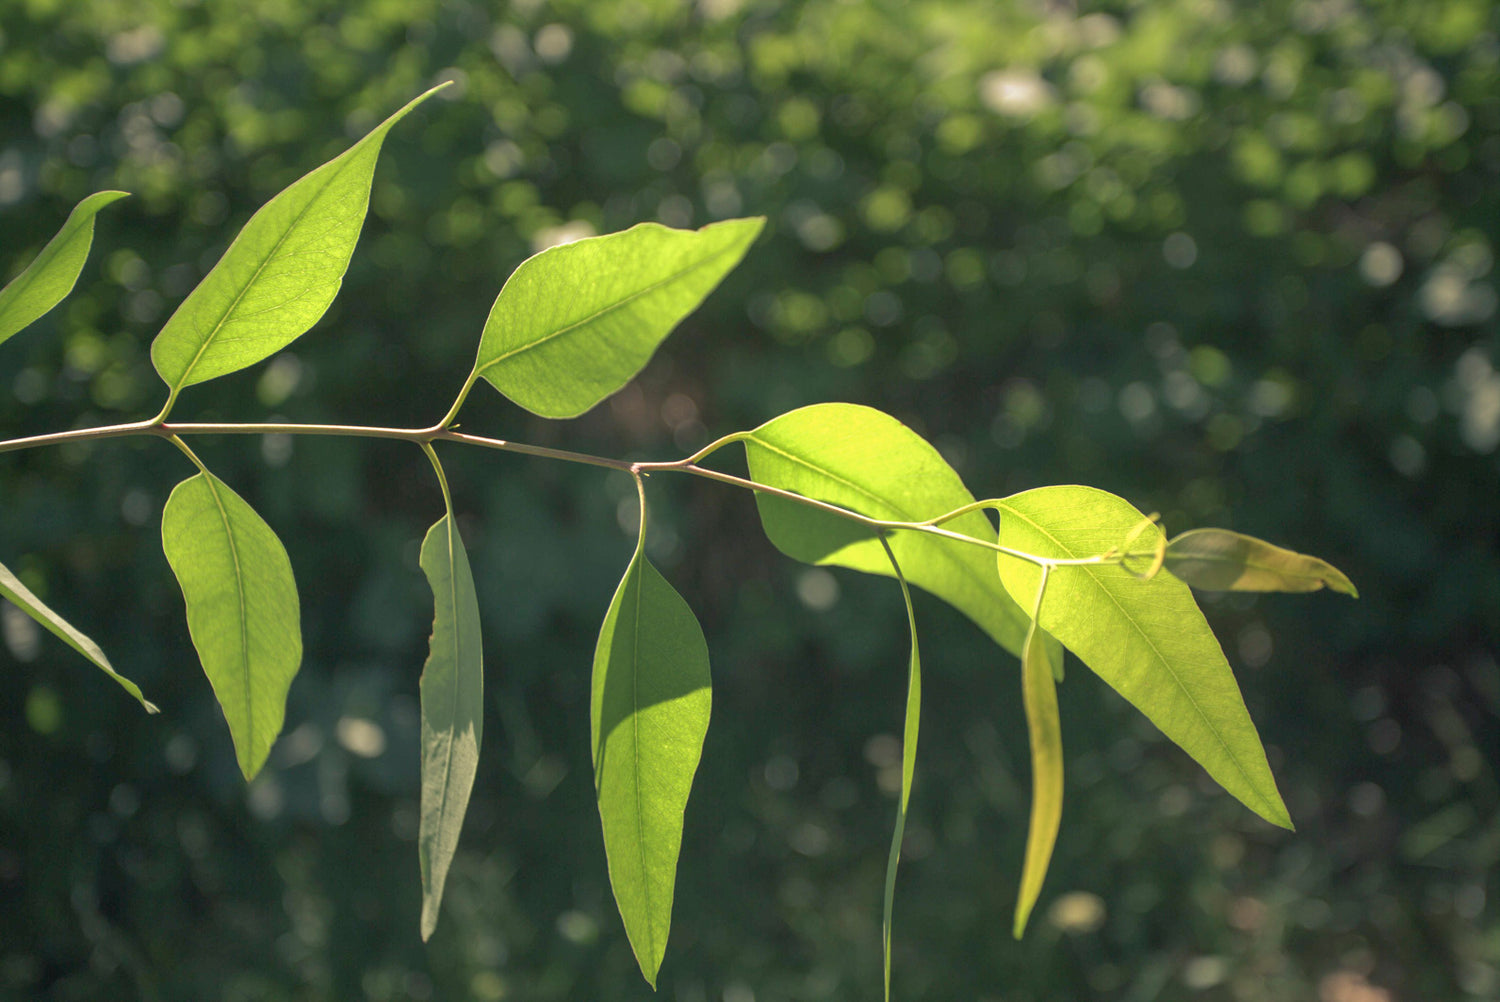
(592, 485, 712, 987)
(0, 558, 157, 712)
(1013, 613, 1062, 938)
(1165, 528, 1358, 597)
(417, 514, 483, 941)
(742, 403, 1030, 657)
(473, 217, 764, 419)
(0, 191, 129, 348)
(162, 471, 301, 779)
(994, 486, 1292, 829)
(151, 85, 446, 404)
(878, 539, 920, 1002)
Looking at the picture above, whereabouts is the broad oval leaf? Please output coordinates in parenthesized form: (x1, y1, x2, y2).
(0, 191, 128, 348)
(474, 217, 764, 419)
(592, 512, 712, 988)
(151, 86, 445, 402)
(162, 471, 301, 780)
(0, 557, 156, 712)
(1013, 617, 1061, 938)
(743, 403, 1029, 657)
(418, 515, 484, 941)
(994, 486, 1291, 829)
(1165, 528, 1358, 597)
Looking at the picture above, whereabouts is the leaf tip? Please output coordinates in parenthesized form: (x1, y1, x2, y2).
(142, 698, 161, 715)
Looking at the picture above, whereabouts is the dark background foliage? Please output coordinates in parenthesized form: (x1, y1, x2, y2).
(1, 0, 1496, 999)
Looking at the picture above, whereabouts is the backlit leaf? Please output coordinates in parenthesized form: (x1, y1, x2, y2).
(994, 486, 1291, 829)
(474, 217, 763, 419)
(1013, 615, 1061, 938)
(879, 540, 920, 1002)
(592, 490, 712, 987)
(0, 191, 128, 348)
(162, 471, 301, 780)
(1165, 528, 1358, 597)
(417, 514, 483, 942)
(0, 557, 156, 712)
(743, 403, 1029, 657)
(151, 86, 445, 404)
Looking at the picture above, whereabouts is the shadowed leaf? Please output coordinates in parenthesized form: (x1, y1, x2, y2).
(417, 514, 483, 942)
(1014, 616, 1061, 938)
(1165, 528, 1358, 596)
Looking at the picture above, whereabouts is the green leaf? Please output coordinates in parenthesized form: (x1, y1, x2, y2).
(592, 488, 712, 988)
(162, 471, 301, 780)
(473, 217, 764, 419)
(1013, 615, 1061, 938)
(150, 85, 446, 404)
(1164, 528, 1358, 597)
(417, 514, 483, 942)
(743, 403, 1029, 657)
(879, 540, 920, 1002)
(994, 486, 1291, 829)
(0, 557, 157, 713)
(0, 191, 129, 348)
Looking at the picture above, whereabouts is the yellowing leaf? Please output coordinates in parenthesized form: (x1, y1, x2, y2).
(1165, 528, 1358, 596)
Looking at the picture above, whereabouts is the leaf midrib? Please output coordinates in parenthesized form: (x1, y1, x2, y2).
(996, 500, 1274, 818)
(476, 237, 746, 376)
(202, 474, 255, 766)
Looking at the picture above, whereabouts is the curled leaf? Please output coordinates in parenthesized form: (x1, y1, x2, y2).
(1014, 616, 1062, 938)
(1165, 528, 1358, 597)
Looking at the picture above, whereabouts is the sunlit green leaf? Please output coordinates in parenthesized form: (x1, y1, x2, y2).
(417, 514, 483, 942)
(592, 491, 711, 988)
(474, 217, 763, 419)
(162, 471, 301, 780)
(879, 540, 920, 1002)
(743, 403, 1029, 657)
(151, 86, 446, 404)
(0, 557, 156, 712)
(0, 191, 128, 348)
(1165, 528, 1358, 597)
(994, 486, 1291, 829)
(1013, 615, 1061, 938)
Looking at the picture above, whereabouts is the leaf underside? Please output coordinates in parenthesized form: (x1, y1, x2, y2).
(475, 217, 764, 419)
(743, 402, 1030, 658)
(417, 514, 484, 941)
(1014, 617, 1062, 938)
(1165, 528, 1358, 597)
(0, 191, 129, 348)
(161, 471, 302, 780)
(880, 543, 921, 1002)
(592, 506, 712, 988)
(150, 85, 446, 399)
(995, 486, 1291, 830)
(0, 558, 156, 712)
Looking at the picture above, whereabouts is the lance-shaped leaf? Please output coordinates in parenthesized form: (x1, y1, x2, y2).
(994, 486, 1291, 829)
(417, 514, 484, 942)
(151, 85, 446, 404)
(0, 191, 128, 348)
(473, 217, 763, 419)
(1013, 615, 1061, 938)
(592, 489, 712, 988)
(0, 558, 156, 712)
(1165, 528, 1358, 597)
(162, 472, 301, 779)
(742, 403, 1030, 657)
(879, 540, 920, 1002)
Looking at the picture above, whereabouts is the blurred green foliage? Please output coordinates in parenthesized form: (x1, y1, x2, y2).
(0, 0, 1496, 999)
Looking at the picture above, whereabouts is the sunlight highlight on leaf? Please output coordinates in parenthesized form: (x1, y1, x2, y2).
(162, 471, 301, 779)
(592, 480, 712, 987)
(0, 191, 128, 348)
